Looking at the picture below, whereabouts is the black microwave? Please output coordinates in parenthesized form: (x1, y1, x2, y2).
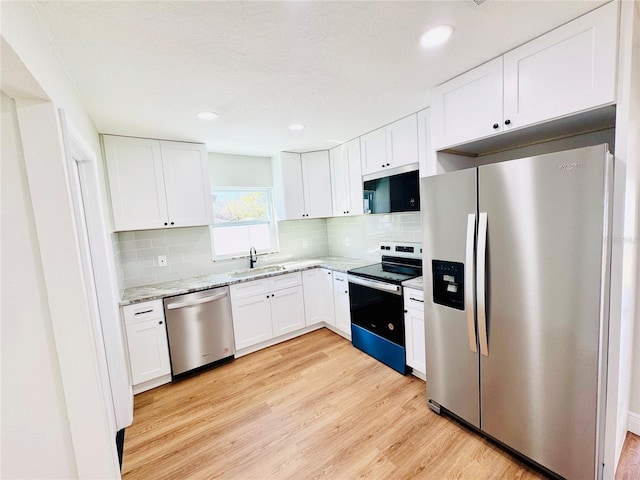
(363, 168, 420, 214)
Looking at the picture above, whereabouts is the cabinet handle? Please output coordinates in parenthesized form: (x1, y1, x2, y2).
(327, 271, 332, 275)
(170, 221, 175, 225)
(404, 309, 408, 313)
(381, 164, 385, 168)
(386, 163, 390, 167)
(159, 321, 163, 325)
(134, 309, 153, 315)
(504, 119, 511, 125)
(164, 222, 168, 226)
(266, 295, 270, 299)
(344, 290, 348, 294)
(409, 297, 424, 303)
(492, 123, 499, 129)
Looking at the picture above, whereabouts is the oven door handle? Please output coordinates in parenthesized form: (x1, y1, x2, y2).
(348, 275, 402, 295)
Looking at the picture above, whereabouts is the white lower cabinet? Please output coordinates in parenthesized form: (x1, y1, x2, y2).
(404, 287, 426, 378)
(333, 272, 351, 339)
(230, 272, 305, 350)
(302, 268, 335, 327)
(122, 300, 171, 392)
(271, 285, 305, 336)
(230, 293, 273, 350)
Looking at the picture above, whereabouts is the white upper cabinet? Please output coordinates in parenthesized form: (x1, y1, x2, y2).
(272, 151, 333, 220)
(431, 1, 617, 151)
(104, 135, 212, 231)
(386, 114, 419, 169)
(360, 115, 419, 176)
(330, 138, 364, 216)
(417, 108, 433, 178)
(301, 151, 333, 218)
(360, 127, 387, 176)
(502, 1, 617, 131)
(431, 58, 503, 150)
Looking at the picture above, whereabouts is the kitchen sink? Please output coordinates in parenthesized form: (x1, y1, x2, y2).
(227, 265, 287, 278)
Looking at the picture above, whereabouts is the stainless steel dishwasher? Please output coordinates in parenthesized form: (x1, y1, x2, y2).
(163, 286, 235, 376)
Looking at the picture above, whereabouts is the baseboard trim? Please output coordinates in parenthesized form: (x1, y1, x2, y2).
(628, 410, 640, 436)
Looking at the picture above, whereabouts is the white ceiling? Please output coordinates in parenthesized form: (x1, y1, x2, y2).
(31, 0, 608, 157)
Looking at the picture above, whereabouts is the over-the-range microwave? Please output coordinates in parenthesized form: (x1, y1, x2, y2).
(363, 164, 420, 214)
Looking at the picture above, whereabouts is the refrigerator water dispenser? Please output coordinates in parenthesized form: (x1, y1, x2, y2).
(432, 260, 464, 310)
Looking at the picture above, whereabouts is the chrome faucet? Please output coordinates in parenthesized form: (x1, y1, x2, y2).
(249, 247, 257, 269)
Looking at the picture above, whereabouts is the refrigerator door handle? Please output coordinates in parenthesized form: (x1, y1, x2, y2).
(465, 214, 478, 353)
(477, 212, 489, 356)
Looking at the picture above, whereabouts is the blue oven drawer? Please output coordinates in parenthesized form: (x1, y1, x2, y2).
(351, 323, 408, 374)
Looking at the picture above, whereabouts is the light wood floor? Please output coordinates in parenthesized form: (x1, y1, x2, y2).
(122, 328, 640, 479)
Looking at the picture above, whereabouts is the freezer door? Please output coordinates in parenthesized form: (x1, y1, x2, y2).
(422, 168, 480, 427)
(478, 145, 611, 479)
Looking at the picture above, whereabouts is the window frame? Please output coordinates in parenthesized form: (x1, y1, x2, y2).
(209, 186, 279, 261)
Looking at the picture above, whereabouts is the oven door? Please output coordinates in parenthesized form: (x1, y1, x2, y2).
(348, 275, 404, 345)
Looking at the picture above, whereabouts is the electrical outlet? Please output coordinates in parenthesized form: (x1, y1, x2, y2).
(302, 240, 308, 249)
(158, 255, 167, 267)
(344, 237, 350, 247)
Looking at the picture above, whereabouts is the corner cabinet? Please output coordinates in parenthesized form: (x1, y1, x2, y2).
(431, 1, 617, 150)
(329, 139, 364, 217)
(122, 300, 171, 394)
(272, 151, 333, 220)
(360, 114, 419, 176)
(103, 135, 213, 231)
(303, 268, 335, 326)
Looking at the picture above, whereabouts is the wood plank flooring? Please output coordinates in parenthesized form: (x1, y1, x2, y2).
(122, 329, 638, 479)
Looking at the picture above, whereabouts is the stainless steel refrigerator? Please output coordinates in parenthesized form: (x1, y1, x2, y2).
(421, 144, 613, 479)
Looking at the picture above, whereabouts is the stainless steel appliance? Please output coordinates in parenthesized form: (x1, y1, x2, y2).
(422, 144, 613, 479)
(163, 287, 235, 376)
(348, 242, 422, 374)
(363, 166, 420, 214)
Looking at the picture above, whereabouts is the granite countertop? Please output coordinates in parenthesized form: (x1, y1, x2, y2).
(120, 256, 374, 306)
(402, 276, 423, 290)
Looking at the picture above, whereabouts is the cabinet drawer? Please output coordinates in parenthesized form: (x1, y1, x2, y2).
(404, 288, 424, 310)
(230, 279, 270, 300)
(123, 300, 164, 325)
(268, 272, 302, 291)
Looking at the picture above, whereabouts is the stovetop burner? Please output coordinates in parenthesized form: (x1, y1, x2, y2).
(348, 242, 422, 285)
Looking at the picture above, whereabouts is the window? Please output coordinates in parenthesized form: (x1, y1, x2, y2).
(210, 188, 278, 259)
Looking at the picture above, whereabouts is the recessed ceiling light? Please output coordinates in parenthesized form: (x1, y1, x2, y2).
(197, 111, 218, 120)
(289, 124, 305, 131)
(420, 25, 454, 48)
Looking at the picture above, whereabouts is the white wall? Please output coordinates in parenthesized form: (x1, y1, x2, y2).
(1, 91, 78, 479)
(209, 152, 273, 187)
(1, 3, 122, 477)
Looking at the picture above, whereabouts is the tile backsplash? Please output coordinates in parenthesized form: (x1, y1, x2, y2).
(326, 213, 422, 262)
(116, 213, 421, 290)
(118, 219, 329, 289)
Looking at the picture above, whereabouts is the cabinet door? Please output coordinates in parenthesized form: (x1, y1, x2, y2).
(386, 114, 418, 168)
(345, 139, 364, 215)
(330, 145, 349, 216)
(301, 151, 333, 219)
(103, 135, 168, 231)
(333, 273, 351, 338)
(503, 1, 617, 131)
(125, 318, 171, 385)
(303, 269, 335, 326)
(417, 108, 435, 178)
(271, 285, 305, 336)
(431, 57, 503, 150)
(231, 294, 273, 350)
(360, 127, 387, 176)
(160, 141, 213, 228)
(277, 152, 305, 220)
(405, 307, 426, 376)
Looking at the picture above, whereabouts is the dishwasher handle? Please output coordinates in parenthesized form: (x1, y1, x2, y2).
(165, 290, 228, 310)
